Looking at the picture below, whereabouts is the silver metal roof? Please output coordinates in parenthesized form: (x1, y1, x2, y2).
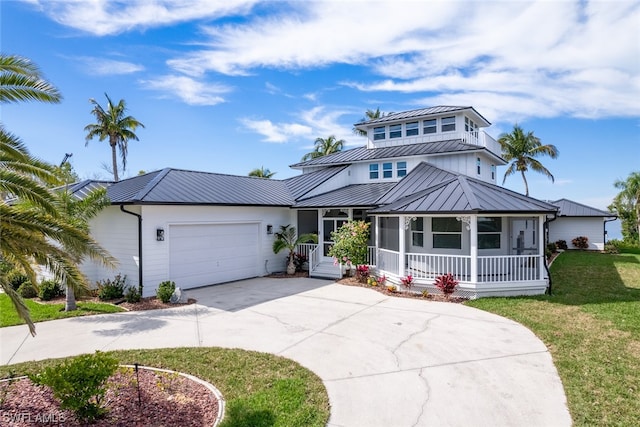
(551, 198, 616, 217)
(284, 166, 347, 199)
(354, 106, 491, 127)
(294, 183, 397, 208)
(376, 162, 458, 204)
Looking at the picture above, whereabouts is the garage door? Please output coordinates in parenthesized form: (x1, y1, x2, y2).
(169, 223, 259, 289)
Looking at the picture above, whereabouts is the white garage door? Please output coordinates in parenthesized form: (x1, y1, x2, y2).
(169, 223, 259, 289)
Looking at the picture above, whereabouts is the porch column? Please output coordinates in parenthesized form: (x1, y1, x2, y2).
(470, 215, 478, 284)
(539, 214, 545, 280)
(398, 215, 406, 277)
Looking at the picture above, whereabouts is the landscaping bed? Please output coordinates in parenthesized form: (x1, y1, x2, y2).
(337, 276, 468, 303)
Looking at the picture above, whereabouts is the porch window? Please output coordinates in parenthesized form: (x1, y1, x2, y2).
(411, 217, 424, 247)
(432, 217, 461, 249)
(441, 116, 456, 132)
(379, 217, 399, 251)
(397, 161, 407, 177)
(373, 126, 385, 140)
(369, 164, 379, 179)
(478, 217, 501, 249)
(382, 162, 393, 178)
(406, 121, 419, 136)
(390, 124, 402, 139)
(423, 119, 436, 134)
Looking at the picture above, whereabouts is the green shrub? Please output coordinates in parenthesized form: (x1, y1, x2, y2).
(156, 280, 176, 303)
(29, 351, 118, 423)
(555, 239, 568, 250)
(604, 243, 619, 254)
(38, 280, 64, 301)
(96, 274, 126, 301)
(17, 281, 37, 298)
(8, 271, 30, 291)
(124, 286, 141, 303)
(546, 242, 557, 253)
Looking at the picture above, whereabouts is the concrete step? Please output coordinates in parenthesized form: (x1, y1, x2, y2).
(310, 262, 342, 279)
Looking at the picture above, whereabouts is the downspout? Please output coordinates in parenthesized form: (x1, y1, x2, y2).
(544, 212, 558, 295)
(604, 216, 618, 246)
(120, 205, 143, 296)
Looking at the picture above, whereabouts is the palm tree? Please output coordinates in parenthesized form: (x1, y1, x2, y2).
(612, 171, 640, 241)
(272, 225, 318, 275)
(498, 125, 559, 196)
(0, 54, 62, 104)
(301, 135, 345, 162)
(353, 107, 382, 136)
(248, 166, 276, 178)
(85, 93, 144, 182)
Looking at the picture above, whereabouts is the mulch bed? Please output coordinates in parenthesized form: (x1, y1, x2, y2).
(32, 296, 197, 312)
(337, 276, 468, 303)
(266, 271, 309, 278)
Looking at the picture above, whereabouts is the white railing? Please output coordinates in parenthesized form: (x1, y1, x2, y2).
(377, 249, 400, 275)
(296, 243, 317, 261)
(477, 255, 541, 283)
(369, 130, 500, 152)
(478, 131, 501, 157)
(309, 245, 320, 270)
(367, 246, 376, 266)
(405, 253, 471, 281)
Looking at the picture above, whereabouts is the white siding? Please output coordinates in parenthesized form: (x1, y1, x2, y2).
(549, 217, 605, 250)
(301, 167, 351, 198)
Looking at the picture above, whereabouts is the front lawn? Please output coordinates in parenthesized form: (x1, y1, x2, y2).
(0, 347, 330, 427)
(0, 294, 124, 327)
(466, 250, 640, 426)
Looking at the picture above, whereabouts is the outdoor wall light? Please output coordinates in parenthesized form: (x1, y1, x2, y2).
(156, 228, 165, 241)
(266, 224, 273, 234)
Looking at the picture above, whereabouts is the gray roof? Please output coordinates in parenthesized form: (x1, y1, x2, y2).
(291, 139, 488, 168)
(284, 166, 347, 199)
(64, 180, 110, 199)
(294, 183, 397, 208)
(354, 106, 491, 127)
(376, 162, 458, 204)
(551, 198, 616, 217)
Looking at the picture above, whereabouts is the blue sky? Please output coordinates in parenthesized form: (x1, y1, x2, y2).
(2, 0, 639, 237)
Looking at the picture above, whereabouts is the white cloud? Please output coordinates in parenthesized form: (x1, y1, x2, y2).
(140, 75, 231, 106)
(76, 56, 144, 75)
(240, 118, 312, 143)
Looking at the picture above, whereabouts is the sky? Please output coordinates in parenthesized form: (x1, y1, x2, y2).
(2, 0, 639, 238)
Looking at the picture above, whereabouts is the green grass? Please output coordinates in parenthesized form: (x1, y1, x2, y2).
(0, 294, 124, 327)
(0, 347, 330, 427)
(466, 250, 640, 426)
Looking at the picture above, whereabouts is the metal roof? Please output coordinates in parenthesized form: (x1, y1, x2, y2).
(551, 198, 616, 217)
(284, 166, 347, 199)
(376, 162, 458, 204)
(354, 106, 491, 127)
(291, 139, 483, 168)
(294, 183, 397, 208)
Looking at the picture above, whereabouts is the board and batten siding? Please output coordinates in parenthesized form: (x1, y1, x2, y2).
(549, 217, 606, 250)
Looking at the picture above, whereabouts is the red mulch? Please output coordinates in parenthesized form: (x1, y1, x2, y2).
(337, 276, 467, 303)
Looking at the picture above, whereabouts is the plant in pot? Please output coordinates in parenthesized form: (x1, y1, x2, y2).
(272, 225, 318, 275)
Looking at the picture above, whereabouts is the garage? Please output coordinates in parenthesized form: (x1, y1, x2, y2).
(169, 223, 260, 289)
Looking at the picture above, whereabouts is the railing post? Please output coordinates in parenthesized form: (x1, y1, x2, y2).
(539, 214, 545, 280)
(398, 216, 406, 277)
(470, 215, 478, 284)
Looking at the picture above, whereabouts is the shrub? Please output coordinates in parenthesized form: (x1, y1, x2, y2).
(38, 280, 64, 301)
(328, 220, 371, 267)
(17, 282, 37, 298)
(604, 243, 619, 254)
(96, 274, 126, 301)
(434, 273, 458, 298)
(421, 289, 429, 298)
(156, 280, 176, 303)
(124, 286, 141, 303)
(356, 265, 370, 283)
(555, 240, 568, 250)
(572, 236, 589, 250)
(546, 242, 557, 253)
(401, 275, 414, 289)
(293, 252, 307, 272)
(8, 272, 30, 291)
(29, 351, 118, 423)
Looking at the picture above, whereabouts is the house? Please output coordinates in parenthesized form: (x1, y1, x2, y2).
(77, 106, 561, 299)
(548, 198, 617, 250)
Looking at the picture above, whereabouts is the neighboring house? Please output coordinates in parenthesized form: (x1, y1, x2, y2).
(77, 106, 561, 299)
(548, 198, 617, 250)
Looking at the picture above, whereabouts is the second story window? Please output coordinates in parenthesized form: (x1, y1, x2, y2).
(491, 164, 496, 180)
(397, 161, 407, 177)
(382, 162, 393, 178)
(389, 124, 402, 138)
(373, 126, 385, 141)
(369, 164, 379, 179)
(477, 157, 481, 175)
(406, 122, 419, 136)
(442, 116, 456, 132)
(423, 119, 436, 134)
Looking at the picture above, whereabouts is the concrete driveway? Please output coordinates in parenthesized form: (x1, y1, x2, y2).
(0, 278, 571, 426)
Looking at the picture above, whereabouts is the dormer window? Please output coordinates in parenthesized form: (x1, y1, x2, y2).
(389, 124, 402, 139)
(382, 162, 393, 178)
(373, 126, 386, 140)
(442, 116, 456, 132)
(406, 122, 419, 136)
(397, 161, 407, 177)
(423, 119, 436, 134)
(369, 164, 379, 179)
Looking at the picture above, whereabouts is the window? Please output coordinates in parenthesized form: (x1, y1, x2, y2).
(382, 162, 393, 178)
(373, 126, 386, 140)
(406, 121, 419, 136)
(397, 161, 407, 177)
(477, 157, 481, 175)
(441, 116, 456, 132)
(465, 117, 478, 135)
(478, 217, 501, 249)
(369, 163, 379, 179)
(491, 164, 495, 180)
(411, 217, 424, 247)
(432, 217, 462, 249)
(423, 119, 436, 134)
(389, 124, 402, 138)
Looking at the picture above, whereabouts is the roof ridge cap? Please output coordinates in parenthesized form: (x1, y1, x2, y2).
(134, 168, 172, 201)
(457, 176, 481, 210)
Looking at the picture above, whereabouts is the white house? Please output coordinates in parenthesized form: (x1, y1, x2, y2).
(548, 198, 617, 250)
(76, 106, 570, 299)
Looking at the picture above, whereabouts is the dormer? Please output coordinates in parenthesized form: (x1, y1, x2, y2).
(353, 106, 501, 158)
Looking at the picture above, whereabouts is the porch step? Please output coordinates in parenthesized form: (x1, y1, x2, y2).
(310, 261, 342, 280)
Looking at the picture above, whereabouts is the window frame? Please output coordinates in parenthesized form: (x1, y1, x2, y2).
(441, 116, 456, 132)
(491, 164, 496, 180)
(406, 121, 419, 136)
(411, 217, 424, 247)
(389, 124, 402, 139)
(477, 217, 502, 250)
(396, 161, 407, 178)
(477, 157, 481, 175)
(382, 162, 393, 179)
(369, 163, 379, 179)
(432, 217, 462, 249)
(423, 119, 437, 134)
(373, 126, 386, 141)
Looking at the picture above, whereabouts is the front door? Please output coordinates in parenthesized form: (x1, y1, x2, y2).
(510, 218, 537, 255)
(322, 209, 349, 260)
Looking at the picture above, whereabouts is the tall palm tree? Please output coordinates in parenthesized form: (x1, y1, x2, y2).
(612, 171, 640, 241)
(85, 93, 144, 182)
(498, 125, 559, 196)
(248, 166, 276, 178)
(0, 54, 62, 104)
(353, 107, 382, 136)
(301, 135, 345, 162)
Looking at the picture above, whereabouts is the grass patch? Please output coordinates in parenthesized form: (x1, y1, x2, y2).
(466, 250, 640, 426)
(0, 347, 330, 427)
(0, 294, 124, 327)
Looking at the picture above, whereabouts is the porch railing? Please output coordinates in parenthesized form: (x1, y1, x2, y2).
(296, 243, 317, 260)
(406, 253, 471, 281)
(309, 245, 320, 270)
(378, 249, 400, 275)
(367, 246, 376, 266)
(477, 255, 541, 283)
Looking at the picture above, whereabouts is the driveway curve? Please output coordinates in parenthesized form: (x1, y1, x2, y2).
(0, 278, 571, 426)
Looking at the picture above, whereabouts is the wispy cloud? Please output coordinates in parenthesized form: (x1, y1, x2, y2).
(140, 75, 231, 106)
(75, 56, 144, 76)
(239, 118, 312, 143)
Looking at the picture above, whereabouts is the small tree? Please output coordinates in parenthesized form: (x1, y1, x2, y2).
(328, 221, 370, 268)
(272, 225, 318, 275)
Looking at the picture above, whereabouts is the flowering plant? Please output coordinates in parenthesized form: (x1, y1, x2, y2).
(328, 220, 370, 267)
(356, 265, 369, 283)
(401, 275, 414, 289)
(434, 273, 458, 298)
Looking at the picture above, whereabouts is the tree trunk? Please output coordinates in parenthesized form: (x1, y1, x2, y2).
(111, 137, 119, 182)
(65, 284, 77, 311)
(287, 259, 296, 275)
(521, 170, 529, 196)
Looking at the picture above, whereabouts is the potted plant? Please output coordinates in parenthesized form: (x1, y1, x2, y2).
(272, 225, 318, 275)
